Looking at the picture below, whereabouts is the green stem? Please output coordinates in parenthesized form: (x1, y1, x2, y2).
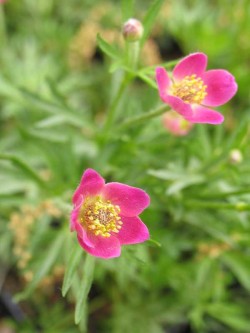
(140, 58, 182, 73)
(118, 104, 170, 130)
(126, 40, 140, 70)
(103, 75, 130, 137)
(185, 199, 250, 211)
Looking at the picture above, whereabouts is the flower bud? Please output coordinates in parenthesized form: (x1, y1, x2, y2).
(122, 18, 144, 42)
(229, 149, 243, 164)
(162, 111, 194, 136)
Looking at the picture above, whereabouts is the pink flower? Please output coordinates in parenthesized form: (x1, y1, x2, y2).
(156, 53, 237, 125)
(71, 169, 150, 259)
(163, 110, 194, 136)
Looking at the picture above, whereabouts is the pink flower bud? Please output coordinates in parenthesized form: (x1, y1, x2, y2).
(162, 111, 194, 136)
(122, 18, 144, 42)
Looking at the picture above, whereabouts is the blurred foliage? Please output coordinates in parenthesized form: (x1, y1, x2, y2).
(0, 0, 250, 333)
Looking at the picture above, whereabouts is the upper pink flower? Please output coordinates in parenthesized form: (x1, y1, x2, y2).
(71, 169, 150, 259)
(156, 53, 238, 125)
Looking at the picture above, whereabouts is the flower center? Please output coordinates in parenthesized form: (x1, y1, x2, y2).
(80, 197, 122, 238)
(172, 74, 207, 104)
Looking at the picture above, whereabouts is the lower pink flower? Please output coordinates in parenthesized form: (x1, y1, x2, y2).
(163, 110, 194, 136)
(71, 169, 150, 259)
(156, 52, 238, 125)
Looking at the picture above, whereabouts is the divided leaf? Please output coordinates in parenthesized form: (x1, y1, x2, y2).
(62, 243, 83, 297)
(140, 0, 165, 47)
(97, 34, 121, 61)
(75, 255, 95, 325)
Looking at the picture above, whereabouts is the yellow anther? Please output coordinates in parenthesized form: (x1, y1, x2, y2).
(172, 74, 207, 104)
(80, 197, 123, 237)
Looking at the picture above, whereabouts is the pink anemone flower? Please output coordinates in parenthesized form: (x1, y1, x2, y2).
(163, 110, 194, 136)
(71, 169, 150, 259)
(156, 52, 237, 125)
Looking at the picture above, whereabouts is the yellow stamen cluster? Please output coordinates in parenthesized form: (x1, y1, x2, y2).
(172, 74, 207, 104)
(80, 197, 123, 238)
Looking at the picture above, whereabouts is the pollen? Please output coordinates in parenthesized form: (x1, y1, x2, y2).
(172, 74, 207, 104)
(80, 197, 122, 238)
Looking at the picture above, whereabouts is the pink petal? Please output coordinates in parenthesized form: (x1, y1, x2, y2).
(116, 216, 149, 245)
(102, 183, 150, 217)
(155, 67, 172, 95)
(72, 169, 105, 205)
(77, 234, 121, 259)
(70, 207, 79, 232)
(155, 67, 193, 118)
(173, 53, 207, 82)
(164, 95, 193, 118)
(201, 70, 238, 107)
(187, 105, 224, 125)
(70, 207, 94, 248)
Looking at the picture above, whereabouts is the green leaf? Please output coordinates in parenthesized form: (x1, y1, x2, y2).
(62, 243, 83, 297)
(30, 216, 51, 251)
(15, 232, 65, 301)
(122, 0, 134, 21)
(75, 254, 95, 325)
(140, 0, 165, 47)
(166, 175, 205, 195)
(23, 128, 67, 143)
(148, 169, 183, 180)
(0, 153, 45, 187)
(18, 88, 86, 128)
(206, 303, 250, 331)
(196, 125, 212, 160)
(148, 169, 205, 195)
(222, 252, 250, 291)
(226, 116, 249, 150)
(97, 34, 121, 61)
(147, 238, 162, 247)
(196, 258, 214, 289)
(35, 115, 73, 129)
(18, 88, 67, 114)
